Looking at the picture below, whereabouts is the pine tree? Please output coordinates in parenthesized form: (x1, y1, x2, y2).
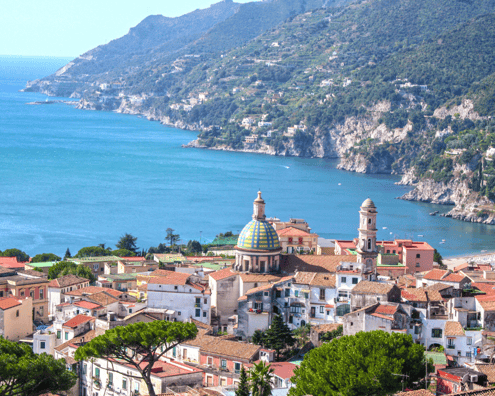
(64, 248, 71, 259)
(236, 365, 250, 396)
(264, 314, 295, 361)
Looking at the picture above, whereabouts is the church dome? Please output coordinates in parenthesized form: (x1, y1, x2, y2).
(237, 220, 281, 251)
(361, 198, 376, 208)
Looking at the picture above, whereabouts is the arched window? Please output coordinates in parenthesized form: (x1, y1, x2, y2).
(368, 218, 371, 224)
(368, 239, 372, 250)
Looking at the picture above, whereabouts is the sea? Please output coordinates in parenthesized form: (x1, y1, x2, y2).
(0, 55, 494, 258)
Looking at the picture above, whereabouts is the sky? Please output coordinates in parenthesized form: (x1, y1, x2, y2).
(0, 0, 254, 58)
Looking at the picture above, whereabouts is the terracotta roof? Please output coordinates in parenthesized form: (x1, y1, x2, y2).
(456, 389, 495, 395)
(473, 283, 495, 296)
(184, 335, 260, 361)
(397, 274, 417, 288)
(239, 273, 282, 283)
(454, 263, 470, 272)
(245, 284, 274, 296)
(280, 255, 357, 274)
(475, 364, 495, 383)
(310, 273, 336, 288)
(73, 301, 103, 310)
(148, 270, 190, 285)
(209, 267, 236, 281)
(0, 257, 27, 269)
(423, 269, 448, 281)
(86, 291, 119, 307)
(18, 269, 48, 278)
(395, 390, 434, 396)
(277, 227, 311, 237)
(401, 288, 442, 302)
(0, 297, 22, 310)
(266, 361, 297, 379)
(311, 324, 342, 334)
(374, 305, 398, 316)
(444, 273, 467, 283)
(190, 318, 213, 332)
(425, 283, 452, 292)
(371, 313, 394, 321)
(48, 274, 89, 288)
(352, 281, 395, 295)
(294, 272, 316, 285)
(65, 286, 123, 297)
(444, 321, 465, 336)
(63, 314, 94, 328)
(477, 297, 495, 311)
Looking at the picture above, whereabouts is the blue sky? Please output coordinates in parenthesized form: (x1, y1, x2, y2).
(1, 0, 254, 58)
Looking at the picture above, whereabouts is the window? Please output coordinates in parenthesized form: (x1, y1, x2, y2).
(466, 352, 472, 358)
(83, 363, 87, 375)
(39, 307, 43, 316)
(416, 253, 421, 259)
(16, 310, 19, 317)
(108, 372, 113, 386)
(234, 362, 241, 374)
(122, 378, 127, 390)
(276, 290, 281, 298)
(93, 264, 99, 270)
(387, 250, 390, 253)
(264, 291, 269, 296)
(94, 367, 100, 378)
(254, 302, 263, 311)
(377, 297, 381, 301)
(341, 277, 347, 283)
(57, 330, 61, 339)
(221, 359, 227, 369)
(416, 263, 420, 267)
(352, 278, 358, 285)
(368, 218, 371, 224)
(304, 292, 309, 299)
(196, 297, 201, 304)
(285, 289, 290, 297)
(134, 382, 140, 392)
(319, 289, 325, 300)
(40, 341, 45, 349)
(320, 306, 324, 314)
(203, 311, 207, 317)
(0, 291, 2, 298)
(20, 289, 25, 297)
(195, 309, 201, 317)
(207, 356, 213, 366)
(295, 290, 299, 297)
(467, 337, 473, 345)
(290, 306, 302, 314)
(178, 311, 181, 316)
(204, 298, 207, 304)
(129, 309, 132, 314)
(174, 286, 178, 290)
(65, 332, 69, 340)
(368, 239, 371, 250)
(447, 338, 455, 348)
(431, 329, 442, 338)
(40, 289, 44, 300)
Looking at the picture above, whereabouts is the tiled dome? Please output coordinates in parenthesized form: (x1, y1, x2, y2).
(237, 220, 280, 251)
(361, 198, 376, 208)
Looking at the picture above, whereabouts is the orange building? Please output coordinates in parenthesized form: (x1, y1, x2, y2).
(276, 227, 319, 253)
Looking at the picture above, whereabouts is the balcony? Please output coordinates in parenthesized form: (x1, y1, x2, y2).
(447, 345, 456, 350)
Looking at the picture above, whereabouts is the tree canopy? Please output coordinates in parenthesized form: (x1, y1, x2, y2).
(47, 261, 95, 283)
(111, 248, 136, 257)
(289, 330, 432, 396)
(187, 240, 202, 253)
(116, 233, 139, 253)
(30, 253, 61, 263)
(264, 314, 295, 360)
(249, 361, 274, 396)
(1, 249, 30, 262)
(236, 365, 250, 396)
(0, 337, 77, 396)
(74, 321, 198, 396)
(165, 228, 180, 248)
(74, 246, 111, 258)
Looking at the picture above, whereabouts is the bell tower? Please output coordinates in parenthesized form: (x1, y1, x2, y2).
(356, 198, 378, 271)
(253, 191, 266, 221)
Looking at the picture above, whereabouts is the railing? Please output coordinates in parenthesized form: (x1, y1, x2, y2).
(447, 345, 455, 349)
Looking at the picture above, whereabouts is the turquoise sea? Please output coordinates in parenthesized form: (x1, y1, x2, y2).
(0, 55, 494, 258)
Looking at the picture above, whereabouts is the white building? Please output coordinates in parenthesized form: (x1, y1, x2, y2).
(47, 274, 90, 316)
(147, 270, 211, 325)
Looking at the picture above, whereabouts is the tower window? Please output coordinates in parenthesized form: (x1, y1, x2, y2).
(368, 239, 371, 250)
(368, 219, 371, 224)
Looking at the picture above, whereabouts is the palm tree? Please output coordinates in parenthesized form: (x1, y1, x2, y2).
(249, 361, 274, 396)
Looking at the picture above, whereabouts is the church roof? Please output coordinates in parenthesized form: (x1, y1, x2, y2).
(237, 220, 280, 251)
(361, 198, 376, 208)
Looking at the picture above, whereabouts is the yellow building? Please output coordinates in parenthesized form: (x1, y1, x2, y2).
(0, 297, 33, 341)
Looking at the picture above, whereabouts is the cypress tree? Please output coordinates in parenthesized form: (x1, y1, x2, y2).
(264, 314, 295, 360)
(236, 365, 250, 396)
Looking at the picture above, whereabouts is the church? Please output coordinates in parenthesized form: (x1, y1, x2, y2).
(208, 191, 389, 337)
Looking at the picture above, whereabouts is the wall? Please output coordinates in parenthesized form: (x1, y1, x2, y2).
(210, 275, 239, 326)
(404, 247, 434, 274)
(2, 298, 33, 341)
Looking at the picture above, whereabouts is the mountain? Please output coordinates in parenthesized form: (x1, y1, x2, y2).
(24, 0, 495, 224)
